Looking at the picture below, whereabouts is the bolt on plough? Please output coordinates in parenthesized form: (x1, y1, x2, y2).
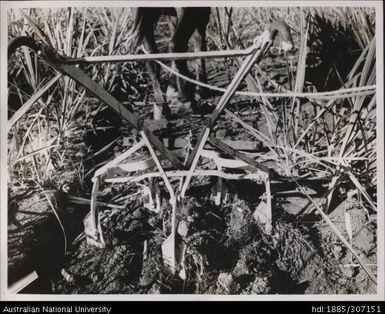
(6, 21, 298, 276)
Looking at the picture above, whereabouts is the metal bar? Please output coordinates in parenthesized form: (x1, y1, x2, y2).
(66, 48, 253, 64)
(208, 136, 270, 174)
(100, 149, 263, 182)
(173, 138, 260, 151)
(104, 170, 269, 184)
(8, 271, 39, 294)
(141, 131, 175, 200)
(43, 62, 184, 170)
(200, 149, 260, 169)
(180, 127, 210, 197)
(210, 42, 271, 123)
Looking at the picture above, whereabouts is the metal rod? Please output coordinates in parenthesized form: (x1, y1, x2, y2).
(180, 127, 210, 197)
(8, 271, 39, 294)
(208, 136, 270, 174)
(66, 48, 253, 64)
(104, 169, 268, 184)
(141, 131, 175, 201)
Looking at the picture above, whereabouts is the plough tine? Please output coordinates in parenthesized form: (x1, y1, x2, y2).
(142, 130, 185, 274)
(84, 140, 146, 247)
(162, 194, 183, 274)
(84, 179, 105, 248)
(180, 127, 210, 197)
(264, 172, 273, 234)
(209, 136, 273, 232)
(141, 131, 175, 201)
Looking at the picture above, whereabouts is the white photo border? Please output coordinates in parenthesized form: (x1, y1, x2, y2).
(1, 0, 383, 301)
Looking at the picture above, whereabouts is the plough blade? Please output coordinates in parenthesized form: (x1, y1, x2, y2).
(84, 179, 106, 248)
(83, 211, 105, 249)
(161, 233, 186, 275)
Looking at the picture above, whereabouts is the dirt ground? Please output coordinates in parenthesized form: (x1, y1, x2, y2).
(8, 175, 377, 294)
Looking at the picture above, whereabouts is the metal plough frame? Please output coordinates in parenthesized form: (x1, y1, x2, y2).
(8, 23, 294, 274)
(84, 29, 279, 256)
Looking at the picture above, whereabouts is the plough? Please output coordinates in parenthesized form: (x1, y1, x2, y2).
(8, 20, 294, 276)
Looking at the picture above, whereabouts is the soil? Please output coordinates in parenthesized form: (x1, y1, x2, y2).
(8, 175, 377, 295)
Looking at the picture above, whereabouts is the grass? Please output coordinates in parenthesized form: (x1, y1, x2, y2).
(217, 7, 376, 202)
(8, 7, 145, 188)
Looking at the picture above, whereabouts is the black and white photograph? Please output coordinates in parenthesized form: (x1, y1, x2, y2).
(1, 1, 384, 300)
